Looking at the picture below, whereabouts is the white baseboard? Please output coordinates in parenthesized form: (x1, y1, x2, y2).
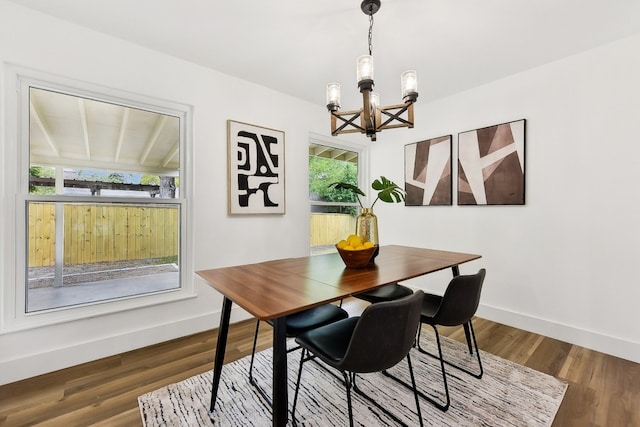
(476, 303, 640, 364)
(4, 300, 636, 386)
(0, 305, 253, 386)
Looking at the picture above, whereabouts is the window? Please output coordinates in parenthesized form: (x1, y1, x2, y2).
(309, 136, 366, 255)
(3, 67, 193, 327)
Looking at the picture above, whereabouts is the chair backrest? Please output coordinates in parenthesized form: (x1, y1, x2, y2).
(434, 268, 486, 327)
(338, 290, 424, 374)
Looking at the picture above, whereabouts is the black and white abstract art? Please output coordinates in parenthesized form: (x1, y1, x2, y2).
(227, 120, 285, 215)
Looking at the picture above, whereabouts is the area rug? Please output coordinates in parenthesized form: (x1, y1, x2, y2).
(138, 332, 567, 426)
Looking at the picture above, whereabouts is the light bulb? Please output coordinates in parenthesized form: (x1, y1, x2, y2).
(326, 82, 341, 111)
(401, 70, 418, 103)
(357, 55, 375, 91)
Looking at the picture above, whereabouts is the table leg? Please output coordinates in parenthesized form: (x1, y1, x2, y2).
(272, 316, 288, 426)
(210, 296, 232, 412)
(451, 265, 460, 277)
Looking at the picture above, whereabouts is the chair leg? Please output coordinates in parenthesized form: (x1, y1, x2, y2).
(344, 372, 354, 427)
(291, 348, 307, 423)
(467, 320, 484, 378)
(463, 322, 473, 354)
(247, 320, 276, 409)
(352, 369, 419, 425)
(293, 351, 356, 427)
(296, 353, 414, 426)
(417, 321, 483, 379)
(406, 353, 424, 426)
(430, 325, 451, 411)
(260, 338, 346, 417)
(384, 324, 451, 411)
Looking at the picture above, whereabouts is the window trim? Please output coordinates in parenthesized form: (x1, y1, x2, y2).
(308, 133, 370, 255)
(1, 64, 195, 333)
(308, 132, 370, 210)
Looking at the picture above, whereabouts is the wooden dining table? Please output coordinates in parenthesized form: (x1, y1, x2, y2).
(196, 245, 481, 426)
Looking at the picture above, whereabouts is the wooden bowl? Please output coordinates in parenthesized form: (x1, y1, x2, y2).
(336, 245, 379, 268)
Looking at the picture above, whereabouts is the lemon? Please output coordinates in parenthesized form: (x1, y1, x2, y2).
(336, 239, 348, 249)
(343, 245, 355, 251)
(347, 235, 362, 248)
(362, 241, 374, 249)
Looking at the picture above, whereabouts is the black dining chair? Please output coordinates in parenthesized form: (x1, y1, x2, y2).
(248, 303, 349, 404)
(413, 268, 486, 411)
(353, 282, 413, 304)
(292, 291, 425, 427)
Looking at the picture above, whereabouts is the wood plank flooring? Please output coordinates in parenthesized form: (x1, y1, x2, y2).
(1, 298, 638, 426)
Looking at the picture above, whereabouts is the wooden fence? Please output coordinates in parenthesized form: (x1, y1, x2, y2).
(28, 207, 350, 267)
(310, 213, 356, 247)
(28, 203, 179, 267)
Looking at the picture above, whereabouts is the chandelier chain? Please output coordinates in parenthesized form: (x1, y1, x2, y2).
(368, 13, 374, 56)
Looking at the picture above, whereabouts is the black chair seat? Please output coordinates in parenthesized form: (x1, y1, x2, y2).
(419, 293, 442, 320)
(354, 283, 413, 304)
(295, 317, 359, 364)
(267, 304, 349, 336)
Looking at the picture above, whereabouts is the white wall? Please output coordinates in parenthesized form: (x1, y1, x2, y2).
(0, 1, 328, 384)
(1, 1, 638, 387)
(370, 34, 640, 363)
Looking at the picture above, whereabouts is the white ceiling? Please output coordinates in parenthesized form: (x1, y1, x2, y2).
(9, 0, 640, 120)
(6, 0, 638, 363)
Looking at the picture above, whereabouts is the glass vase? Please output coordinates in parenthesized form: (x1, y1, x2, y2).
(355, 208, 379, 246)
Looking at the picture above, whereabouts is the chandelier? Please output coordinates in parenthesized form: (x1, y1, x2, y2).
(326, 0, 418, 142)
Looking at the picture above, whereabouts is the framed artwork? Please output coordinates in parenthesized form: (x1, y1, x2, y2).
(458, 119, 525, 205)
(227, 120, 285, 215)
(404, 135, 452, 206)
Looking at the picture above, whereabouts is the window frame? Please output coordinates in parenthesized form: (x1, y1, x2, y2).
(1, 65, 195, 333)
(308, 133, 370, 253)
(309, 132, 370, 210)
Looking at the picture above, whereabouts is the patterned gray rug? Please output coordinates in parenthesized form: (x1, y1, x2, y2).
(138, 332, 567, 426)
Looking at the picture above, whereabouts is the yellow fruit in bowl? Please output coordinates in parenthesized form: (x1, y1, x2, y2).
(347, 235, 362, 248)
(336, 235, 376, 252)
(335, 235, 378, 268)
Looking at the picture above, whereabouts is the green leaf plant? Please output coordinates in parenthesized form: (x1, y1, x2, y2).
(329, 176, 406, 209)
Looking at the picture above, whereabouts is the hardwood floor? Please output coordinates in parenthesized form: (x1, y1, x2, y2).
(1, 298, 638, 426)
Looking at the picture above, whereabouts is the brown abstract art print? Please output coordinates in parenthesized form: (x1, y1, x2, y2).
(405, 135, 452, 206)
(458, 119, 525, 205)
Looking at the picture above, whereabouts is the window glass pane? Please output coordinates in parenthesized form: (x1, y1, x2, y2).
(29, 87, 180, 197)
(25, 85, 182, 313)
(309, 143, 359, 254)
(29, 167, 178, 198)
(26, 201, 180, 312)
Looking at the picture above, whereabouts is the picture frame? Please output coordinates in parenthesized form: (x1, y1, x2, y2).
(227, 120, 285, 215)
(457, 119, 525, 205)
(404, 135, 452, 206)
